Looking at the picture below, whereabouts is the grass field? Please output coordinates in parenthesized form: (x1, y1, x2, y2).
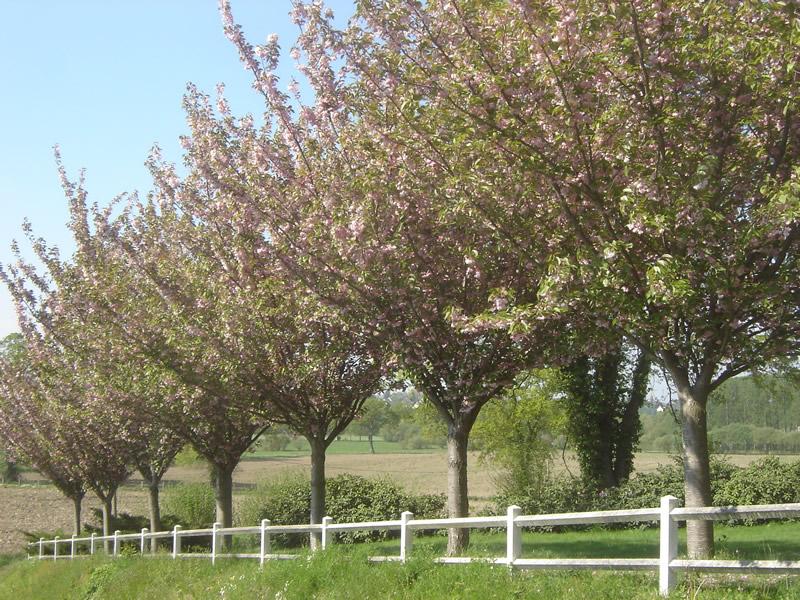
(1, 524, 799, 599)
(366, 520, 800, 561)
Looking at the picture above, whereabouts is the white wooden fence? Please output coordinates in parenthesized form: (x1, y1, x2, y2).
(28, 496, 800, 596)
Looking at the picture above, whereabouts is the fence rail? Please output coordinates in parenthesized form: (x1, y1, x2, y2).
(27, 496, 800, 596)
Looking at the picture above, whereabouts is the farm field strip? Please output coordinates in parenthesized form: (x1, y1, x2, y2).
(3, 451, 799, 556)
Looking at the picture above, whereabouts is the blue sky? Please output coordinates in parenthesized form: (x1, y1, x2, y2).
(0, 0, 354, 337)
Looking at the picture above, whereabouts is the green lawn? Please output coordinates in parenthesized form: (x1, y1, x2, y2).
(367, 520, 800, 562)
(4, 523, 797, 599)
(214, 521, 800, 563)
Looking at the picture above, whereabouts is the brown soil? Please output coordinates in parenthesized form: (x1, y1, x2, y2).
(0, 485, 149, 556)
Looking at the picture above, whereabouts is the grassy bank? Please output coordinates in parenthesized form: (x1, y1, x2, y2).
(3, 550, 800, 600)
(2, 524, 799, 599)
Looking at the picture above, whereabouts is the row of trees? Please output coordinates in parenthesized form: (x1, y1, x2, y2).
(0, 0, 797, 558)
(0, 168, 387, 547)
(0, 333, 182, 551)
(643, 416, 800, 454)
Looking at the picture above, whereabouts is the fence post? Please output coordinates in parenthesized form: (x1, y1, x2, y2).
(38, 538, 44, 560)
(71, 534, 76, 559)
(172, 525, 182, 559)
(400, 511, 413, 563)
(211, 522, 220, 565)
(53, 536, 59, 561)
(113, 530, 120, 557)
(90, 533, 96, 555)
(507, 505, 521, 567)
(140, 528, 148, 555)
(321, 516, 333, 550)
(659, 495, 679, 596)
(259, 519, 271, 567)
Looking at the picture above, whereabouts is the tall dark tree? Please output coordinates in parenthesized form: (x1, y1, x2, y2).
(562, 347, 651, 490)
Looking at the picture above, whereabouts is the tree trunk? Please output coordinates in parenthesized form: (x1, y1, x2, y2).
(368, 434, 375, 454)
(613, 351, 651, 485)
(596, 422, 616, 489)
(563, 354, 616, 490)
(678, 384, 714, 558)
(308, 436, 327, 549)
(613, 400, 641, 485)
(213, 463, 235, 550)
(72, 495, 82, 536)
(595, 352, 621, 489)
(565, 349, 649, 490)
(446, 425, 470, 555)
(101, 496, 113, 553)
(148, 483, 161, 553)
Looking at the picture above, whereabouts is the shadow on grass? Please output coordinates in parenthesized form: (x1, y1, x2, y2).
(352, 522, 800, 563)
(365, 528, 663, 559)
(715, 522, 800, 560)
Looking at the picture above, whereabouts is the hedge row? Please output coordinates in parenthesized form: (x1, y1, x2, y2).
(237, 473, 446, 545)
(494, 456, 800, 527)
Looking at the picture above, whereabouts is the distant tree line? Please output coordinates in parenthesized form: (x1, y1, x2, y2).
(640, 375, 800, 454)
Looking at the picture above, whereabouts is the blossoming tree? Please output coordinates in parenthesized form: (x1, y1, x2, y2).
(316, 0, 800, 557)
(0, 329, 133, 549)
(114, 131, 387, 542)
(0, 351, 87, 535)
(216, 0, 564, 553)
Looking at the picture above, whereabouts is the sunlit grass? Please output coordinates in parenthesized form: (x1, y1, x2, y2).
(2, 522, 799, 599)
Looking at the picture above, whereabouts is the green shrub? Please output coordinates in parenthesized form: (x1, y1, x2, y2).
(236, 472, 311, 547)
(715, 457, 800, 507)
(161, 482, 215, 529)
(493, 476, 595, 524)
(595, 455, 738, 515)
(289, 437, 309, 451)
(407, 492, 447, 520)
(237, 473, 446, 547)
(21, 528, 71, 555)
(598, 463, 686, 512)
(399, 434, 426, 450)
(494, 456, 743, 530)
(259, 431, 293, 452)
(326, 474, 445, 543)
(84, 511, 147, 535)
(327, 474, 405, 542)
(82, 510, 182, 536)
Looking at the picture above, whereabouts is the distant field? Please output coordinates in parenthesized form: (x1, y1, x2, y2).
(167, 449, 498, 498)
(249, 436, 445, 457)
(3, 450, 799, 555)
